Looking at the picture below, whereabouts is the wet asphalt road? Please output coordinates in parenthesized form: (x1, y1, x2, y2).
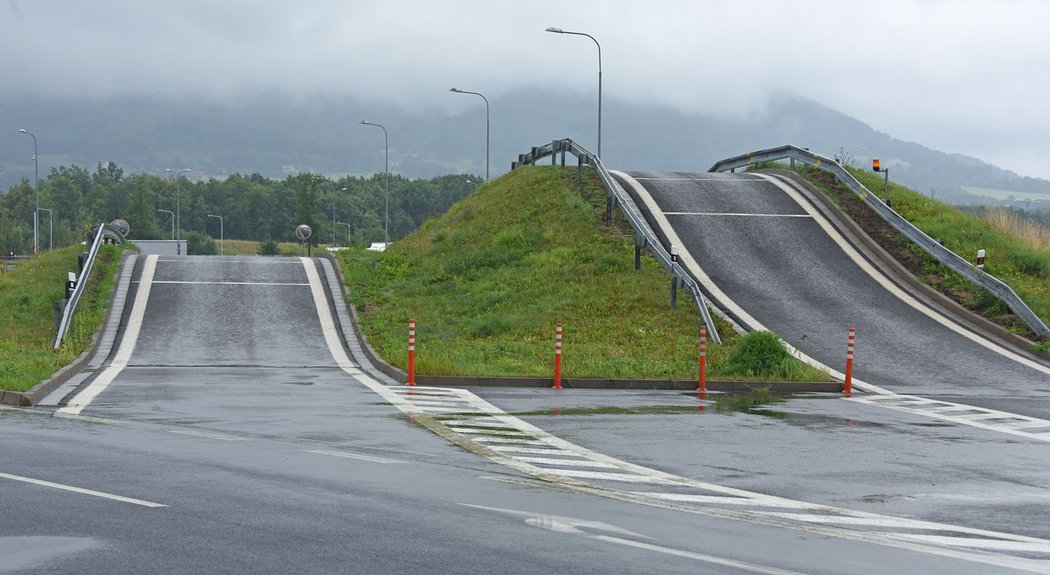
(2, 255, 1049, 574)
(614, 171, 1050, 418)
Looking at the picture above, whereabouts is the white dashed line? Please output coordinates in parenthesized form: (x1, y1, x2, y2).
(0, 472, 167, 508)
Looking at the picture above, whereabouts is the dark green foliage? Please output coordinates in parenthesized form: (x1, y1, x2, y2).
(0, 163, 479, 255)
(185, 231, 215, 255)
(257, 238, 280, 256)
(726, 331, 791, 377)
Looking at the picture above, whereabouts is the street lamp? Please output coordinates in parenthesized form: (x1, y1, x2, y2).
(157, 209, 175, 240)
(360, 121, 389, 245)
(336, 221, 352, 244)
(1015, 198, 1043, 212)
(207, 214, 224, 256)
(19, 129, 39, 255)
(38, 208, 52, 251)
(166, 168, 192, 255)
(334, 187, 347, 246)
(449, 88, 490, 181)
(545, 27, 602, 158)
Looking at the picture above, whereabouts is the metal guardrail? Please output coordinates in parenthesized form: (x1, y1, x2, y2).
(513, 139, 722, 344)
(53, 223, 126, 349)
(709, 144, 1050, 339)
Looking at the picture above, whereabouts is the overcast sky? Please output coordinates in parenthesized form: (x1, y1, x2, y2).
(5, 0, 1050, 179)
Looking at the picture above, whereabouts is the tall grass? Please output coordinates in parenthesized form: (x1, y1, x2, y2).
(979, 208, 1050, 254)
(0, 245, 127, 392)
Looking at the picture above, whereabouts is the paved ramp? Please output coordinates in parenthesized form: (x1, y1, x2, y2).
(614, 170, 1050, 419)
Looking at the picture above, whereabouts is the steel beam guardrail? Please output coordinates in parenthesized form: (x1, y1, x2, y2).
(53, 223, 126, 349)
(709, 145, 1050, 339)
(514, 139, 722, 344)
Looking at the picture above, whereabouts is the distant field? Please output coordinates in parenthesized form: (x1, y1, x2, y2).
(962, 186, 1050, 202)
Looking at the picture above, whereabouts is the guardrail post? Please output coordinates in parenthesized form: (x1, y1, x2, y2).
(606, 193, 613, 227)
(577, 154, 585, 183)
(634, 234, 645, 270)
(670, 246, 679, 310)
(551, 141, 558, 166)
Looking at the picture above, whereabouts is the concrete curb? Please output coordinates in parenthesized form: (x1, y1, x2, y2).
(2, 250, 136, 407)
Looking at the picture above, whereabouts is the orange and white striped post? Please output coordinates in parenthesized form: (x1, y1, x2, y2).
(697, 324, 708, 392)
(843, 328, 855, 395)
(407, 319, 416, 386)
(553, 323, 563, 390)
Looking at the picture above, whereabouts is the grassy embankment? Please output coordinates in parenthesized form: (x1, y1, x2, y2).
(792, 165, 1050, 347)
(0, 245, 127, 393)
(339, 165, 829, 381)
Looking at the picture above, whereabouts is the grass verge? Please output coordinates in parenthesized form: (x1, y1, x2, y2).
(339, 166, 829, 382)
(0, 245, 128, 392)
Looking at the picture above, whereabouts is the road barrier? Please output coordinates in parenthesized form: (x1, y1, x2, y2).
(553, 323, 563, 389)
(698, 324, 708, 392)
(407, 319, 416, 386)
(512, 139, 721, 345)
(844, 328, 856, 395)
(53, 222, 126, 349)
(708, 145, 1049, 340)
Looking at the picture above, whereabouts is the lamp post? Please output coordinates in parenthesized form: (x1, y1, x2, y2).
(207, 214, 224, 256)
(336, 221, 352, 244)
(38, 208, 52, 251)
(166, 168, 192, 255)
(449, 88, 490, 181)
(545, 27, 602, 158)
(157, 209, 175, 240)
(360, 121, 389, 245)
(334, 187, 347, 246)
(18, 129, 39, 255)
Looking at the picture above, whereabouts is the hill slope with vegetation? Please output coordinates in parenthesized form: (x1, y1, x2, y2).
(339, 166, 827, 381)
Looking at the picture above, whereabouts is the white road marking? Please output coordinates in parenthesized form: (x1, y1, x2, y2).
(512, 457, 619, 469)
(306, 450, 403, 464)
(57, 255, 159, 416)
(591, 534, 810, 575)
(168, 429, 247, 442)
(664, 212, 812, 218)
(847, 395, 1050, 443)
(0, 472, 167, 508)
(305, 257, 1050, 570)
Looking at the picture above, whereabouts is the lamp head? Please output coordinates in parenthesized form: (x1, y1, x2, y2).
(19, 128, 28, 134)
(545, 27, 563, 33)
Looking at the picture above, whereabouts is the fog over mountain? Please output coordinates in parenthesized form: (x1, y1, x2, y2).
(2, 89, 1047, 206)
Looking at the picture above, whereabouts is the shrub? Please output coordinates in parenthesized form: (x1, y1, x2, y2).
(726, 331, 790, 377)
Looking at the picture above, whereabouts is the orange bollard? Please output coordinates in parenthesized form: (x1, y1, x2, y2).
(553, 323, 563, 389)
(843, 328, 855, 395)
(698, 324, 708, 392)
(407, 319, 416, 386)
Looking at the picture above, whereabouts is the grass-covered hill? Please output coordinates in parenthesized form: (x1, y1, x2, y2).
(338, 166, 825, 381)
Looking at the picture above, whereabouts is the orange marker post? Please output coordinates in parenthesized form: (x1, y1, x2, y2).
(407, 319, 416, 386)
(553, 323, 563, 390)
(698, 324, 708, 393)
(843, 328, 855, 395)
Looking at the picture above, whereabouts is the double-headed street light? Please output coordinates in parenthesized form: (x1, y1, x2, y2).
(18, 129, 39, 255)
(449, 88, 490, 181)
(157, 209, 175, 240)
(360, 121, 389, 245)
(166, 168, 192, 255)
(207, 214, 224, 256)
(336, 221, 352, 244)
(545, 27, 602, 158)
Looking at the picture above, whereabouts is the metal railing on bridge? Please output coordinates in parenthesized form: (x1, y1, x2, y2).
(709, 145, 1050, 340)
(513, 139, 722, 344)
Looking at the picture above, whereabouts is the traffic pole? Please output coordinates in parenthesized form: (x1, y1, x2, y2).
(407, 319, 416, 386)
(553, 323, 563, 389)
(698, 324, 708, 393)
(843, 328, 855, 395)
